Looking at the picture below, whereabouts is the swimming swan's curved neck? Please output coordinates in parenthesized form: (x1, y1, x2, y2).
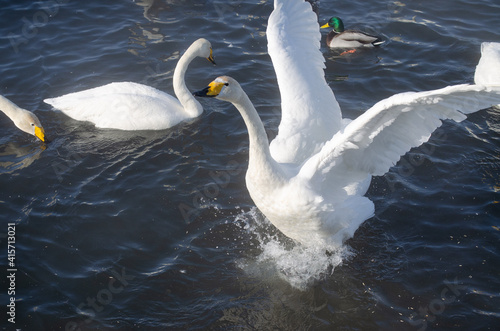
(173, 45, 203, 117)
(0, 95, 22, 119)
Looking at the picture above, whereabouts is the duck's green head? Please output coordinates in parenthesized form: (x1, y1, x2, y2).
(321, 17, 345, 33)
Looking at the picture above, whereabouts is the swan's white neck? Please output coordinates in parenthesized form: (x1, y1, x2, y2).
(173, 45, 203, 117)
(230, 90, 285, 186)
(0, 95, 21, 119)
(0, 95, 26, 126)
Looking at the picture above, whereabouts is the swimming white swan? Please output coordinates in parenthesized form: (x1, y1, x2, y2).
(44, 38, 215, 130)
(0, 95, 46, 142)
(194, 0, 500, 249)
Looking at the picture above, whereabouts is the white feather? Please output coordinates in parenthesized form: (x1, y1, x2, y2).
(475, 42, 500, 86)
(267, 0, 342, 164)
(45, 82, 184, 130)
(303, 84, 500, 184)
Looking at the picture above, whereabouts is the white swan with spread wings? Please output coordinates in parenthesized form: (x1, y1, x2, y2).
(196, 0, 500, 249)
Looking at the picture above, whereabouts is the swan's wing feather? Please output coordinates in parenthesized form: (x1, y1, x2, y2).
(303, 84, 500, 181)
(267, 0, 342, 163)
(475, 42, 500, 86)
(45, 82, 185, 130)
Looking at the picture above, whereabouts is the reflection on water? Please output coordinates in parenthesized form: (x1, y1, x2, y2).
(485, 107, 500, 133)
(129, 22, 165, 47)
(0, 141, 45, 174)
(134, 0, 175, 22)
(133, 0, 206, 23)
(479, 108, 500, 192)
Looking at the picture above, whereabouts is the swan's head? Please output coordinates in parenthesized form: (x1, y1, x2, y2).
(0, 95, 46, 142)
(192, 38, 216, 65)
(321, 17, 344, 33)
(15, 110, 46, 142)
(193, 76, 241, 102)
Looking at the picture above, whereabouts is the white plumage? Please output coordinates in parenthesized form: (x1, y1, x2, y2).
(475, 42, 500, 86)
(44, 38, 215, 130)
(267, 0, 342, 164)
(195, 0, 500, 250)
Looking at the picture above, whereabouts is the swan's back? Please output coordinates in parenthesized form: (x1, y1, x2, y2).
(475, 42, 500, 86)
(45, 82, 186, 130)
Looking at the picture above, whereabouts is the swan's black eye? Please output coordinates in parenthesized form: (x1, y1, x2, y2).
(31, 123, 35, 126)
(224, 83, 229, 86)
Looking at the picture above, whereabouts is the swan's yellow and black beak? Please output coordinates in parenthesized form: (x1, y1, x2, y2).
(320, 23, 330, 29)
(207, 48, 216, 65)
(193, 80, 226, 98)
(34, 126, 46, 142)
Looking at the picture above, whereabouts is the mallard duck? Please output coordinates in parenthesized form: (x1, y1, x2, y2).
(193, 0, 500, 249)
(44, 38, 215, 130)
(1, 95, 46, 142)
(321, 16, 384, 49)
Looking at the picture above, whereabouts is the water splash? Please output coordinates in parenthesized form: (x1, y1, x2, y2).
(236, 208, 353, 291)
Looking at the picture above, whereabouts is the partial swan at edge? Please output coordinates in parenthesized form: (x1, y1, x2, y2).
(475, 42, 500, 86)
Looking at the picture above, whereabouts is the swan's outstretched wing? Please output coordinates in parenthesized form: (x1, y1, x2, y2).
(267, 0, 342, 164)
(45, 82, 184, 130)
(302, 84, 500, 183)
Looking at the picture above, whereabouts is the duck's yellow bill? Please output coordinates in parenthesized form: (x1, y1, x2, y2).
(320, 23, 330, 29)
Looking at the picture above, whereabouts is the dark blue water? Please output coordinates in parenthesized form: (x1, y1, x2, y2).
(1, 1, 499, 330)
